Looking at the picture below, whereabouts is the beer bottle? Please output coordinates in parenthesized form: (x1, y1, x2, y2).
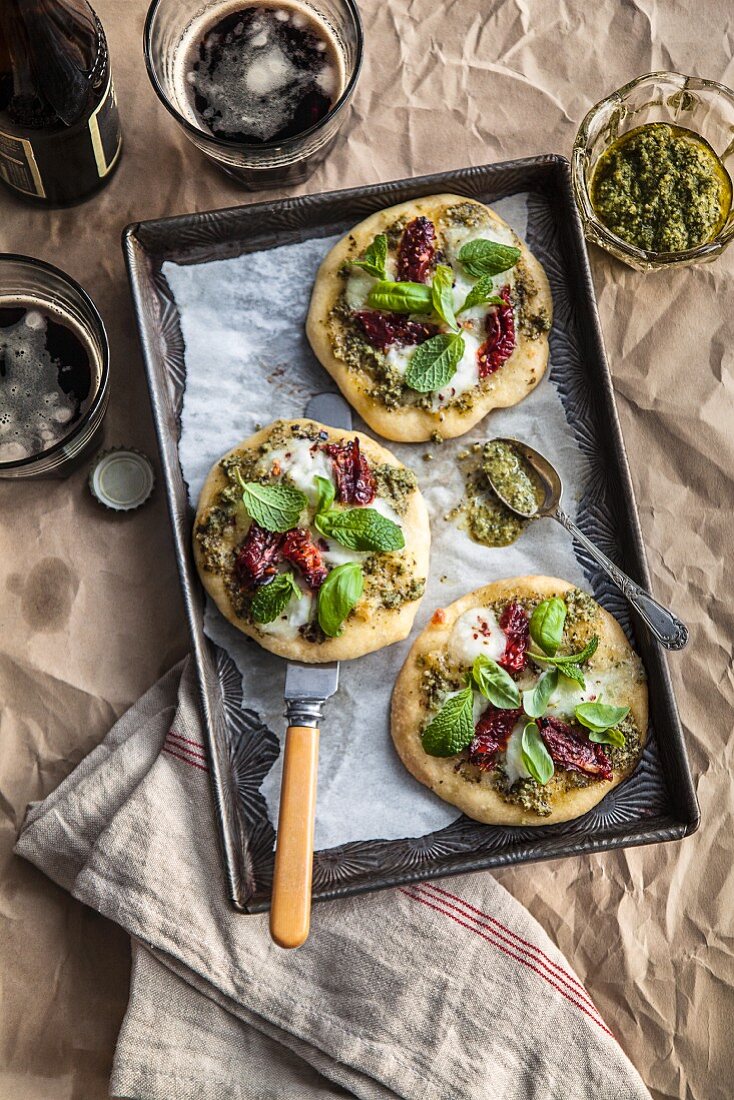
(0, 0, 122, 205)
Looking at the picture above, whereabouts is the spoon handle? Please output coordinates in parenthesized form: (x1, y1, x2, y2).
(553, 507, 689, 650)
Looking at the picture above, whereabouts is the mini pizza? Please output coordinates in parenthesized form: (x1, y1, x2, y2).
(391, 576, 647, 825)
(306, 194, 552, 442)
(193, 419, 430, 662)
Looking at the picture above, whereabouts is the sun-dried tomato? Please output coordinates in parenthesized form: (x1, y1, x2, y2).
(397, 216, 437, 283)
(234, 523, 284, 589)
(469, 706, 524, 771)
(477, 285, 516, 378)
(538, 716, 613, 781)
(498, 601, 529, 674)
(354, 310, 438, 352)
(325, 437, 376, 505)
(281, 528, 328, 590)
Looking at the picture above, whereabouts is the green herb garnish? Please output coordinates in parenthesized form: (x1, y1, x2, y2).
(404, 332, 465, 392)
(529, 598, 567, 656)
(521, 720, 554, 785)
(472, 654, 521, 709)
(366, 280, 433, 314)
(313, 474, 336, 514)
(529, 635, 600, 690)
(349, 233, 388, 280)
(522, 668, 559, 719)
(575, 700, 629, 747)
(458, 238, 521, 278)
(457, 274, 505, 315)
(421, 686, 475, 757)
(431, 264, 458, 330)
(250, 572, 302, 624)
(238, 476, 307, 533)
(315, 507, 404, 552)
(317, 561, 364, 637)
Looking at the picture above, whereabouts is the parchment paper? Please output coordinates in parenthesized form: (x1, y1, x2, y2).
(2, 1, 732, 1098)
(163, 192, 589, 850)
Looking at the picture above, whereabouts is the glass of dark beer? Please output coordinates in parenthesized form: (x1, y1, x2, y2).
(144, 0, 363, 189)
(0, 255, 109, 478)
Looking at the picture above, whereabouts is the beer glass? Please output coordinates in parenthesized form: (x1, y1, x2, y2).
(144, 0, 363, 189)
(0, 255, 109, 479)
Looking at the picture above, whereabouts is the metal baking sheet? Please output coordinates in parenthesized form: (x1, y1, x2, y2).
(122, 157, 699, 913)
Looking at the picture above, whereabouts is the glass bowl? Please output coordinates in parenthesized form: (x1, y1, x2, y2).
(572, 71, 734, 271)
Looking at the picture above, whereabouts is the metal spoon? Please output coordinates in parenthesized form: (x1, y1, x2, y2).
(484, 437, 688, 650)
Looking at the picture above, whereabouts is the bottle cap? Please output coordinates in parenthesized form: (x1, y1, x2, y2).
(88, 447, 155, 512)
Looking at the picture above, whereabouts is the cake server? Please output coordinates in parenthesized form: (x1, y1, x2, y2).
(269, 392, 351, 949)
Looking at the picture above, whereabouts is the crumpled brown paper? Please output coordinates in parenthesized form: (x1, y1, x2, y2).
(0, 0, 731, 1097)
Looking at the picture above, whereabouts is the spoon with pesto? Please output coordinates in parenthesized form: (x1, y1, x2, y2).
(483, 438, 688, 650)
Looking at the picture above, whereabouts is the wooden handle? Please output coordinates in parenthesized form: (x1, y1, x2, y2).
(269, 725, 320, 949)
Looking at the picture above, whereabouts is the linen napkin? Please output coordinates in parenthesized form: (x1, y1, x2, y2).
(15, 659, 651, 1100)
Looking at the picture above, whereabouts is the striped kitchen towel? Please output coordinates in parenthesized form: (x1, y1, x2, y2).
(15, 659, 651, 1100)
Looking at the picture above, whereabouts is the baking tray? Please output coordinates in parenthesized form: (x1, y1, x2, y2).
(123, 156, 699, 913)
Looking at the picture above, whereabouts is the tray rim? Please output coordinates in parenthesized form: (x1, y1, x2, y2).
(122, 154, 700, 914)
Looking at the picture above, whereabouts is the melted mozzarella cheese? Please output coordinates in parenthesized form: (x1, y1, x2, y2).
(385, 342, 415, 378)
(449, 607, 507, 666)
(318, 540, 368, 568)
(502, 720, 532, 787)
(370, 494, 401, 525)
(266, 439, 334, 504)
(544, 667, 627, 719)
(259, 587, 313, 638)
(345, 268, 375, 311)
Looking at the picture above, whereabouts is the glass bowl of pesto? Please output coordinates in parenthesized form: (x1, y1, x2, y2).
(573, 71, 734, 271)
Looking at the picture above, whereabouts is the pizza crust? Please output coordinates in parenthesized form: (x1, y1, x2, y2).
(391, 576, 648, 826)
(193, 419, 430, 663)
(306, 194, 552, 442)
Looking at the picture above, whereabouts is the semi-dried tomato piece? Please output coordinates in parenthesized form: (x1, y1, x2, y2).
(498, 601, 529, 674)
(469, 706, 524, 771)
(397, 216, 437, 283)
(538, 716, 613, 781)
(281, 528, 328, 590)
(325, 437, 376, 505)
(354, 310, 439, 352)
(477, 285, 516, 378)
(235, 522, 284, 589)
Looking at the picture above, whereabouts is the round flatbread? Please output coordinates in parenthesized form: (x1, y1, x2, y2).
(391, 576, 648, 826)
(193, 419, 430, 663)
(306, 194, 552, 442)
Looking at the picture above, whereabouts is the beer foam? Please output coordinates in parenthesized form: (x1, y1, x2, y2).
(0, 306, 80, 461)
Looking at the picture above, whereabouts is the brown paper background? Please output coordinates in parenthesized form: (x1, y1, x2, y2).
(1, 1, 732, 1096)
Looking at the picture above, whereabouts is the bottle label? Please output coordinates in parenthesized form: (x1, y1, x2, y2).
(0, 131, 46, 198)
(88, 74, 122, 179)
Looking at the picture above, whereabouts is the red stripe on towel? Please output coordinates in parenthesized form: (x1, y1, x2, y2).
(401, 886, 611, 1035)
(166, 732, 208, 760)
(166, 730, 207, 751)
(161, 747, 209, 773)
(424, 884, 598, 1012)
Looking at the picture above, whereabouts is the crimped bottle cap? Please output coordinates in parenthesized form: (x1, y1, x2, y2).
(88, 447, 155, 512)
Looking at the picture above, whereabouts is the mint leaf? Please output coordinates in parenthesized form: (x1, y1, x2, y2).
(317, 562, 364, 637)
(349, 233, 388, 280)
(521, 721, 554, 785)
(472, 654, 521, 709)
(315, 507, 404, 552)
(458, 238, 521, 278)
(522, 668, 558, 719)
(421, 687, 475, 757)
(588, 726, 626, 748)
(530, 635, 599, 690)
(404, 332, 465, 393)
(366, 280, 433, 314)
(530, 598, 567, 656)
(431, 264, 458, 330)
(250, 573, 301, 624)
(575, 700, 629, 734)
(314, 475, 336, 515)
(457, 274, 504, 314)
(240, 479, 307, 532)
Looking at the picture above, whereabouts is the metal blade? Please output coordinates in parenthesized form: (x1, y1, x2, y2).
(284, 660, 339, 702)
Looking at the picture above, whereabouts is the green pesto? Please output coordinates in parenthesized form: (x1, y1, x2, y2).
(442, 202, 488, 229)
(456, 462, 529, 548)
(590, 123, 731, 252)
(363, 552, 425, 610)
(372, 463, 417, 516)
(482, 439, 539, 516)
(513, 259, 551, 340)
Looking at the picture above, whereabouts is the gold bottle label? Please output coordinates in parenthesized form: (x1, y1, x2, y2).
(88, 73, 122, 179)
(0, 130, 46, 198)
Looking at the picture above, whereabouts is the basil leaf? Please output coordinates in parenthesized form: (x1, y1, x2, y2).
(421, 686, 475, 757)
(529, 636, 599, 690)
(472, 654, 521, 709)
(349, 233, 388, 280)
(458, 238, 521, 278)
(530, 598, 567, 656)
(588, 726, 626, 748)
(315, 507, 404, 552)
(575, 701, 630, 733)
(404, 332, 465, 393)
(431, 264, 458, 330)
(314, 475, 336, 515)
(317, 562, 364, 637)
(240, 481, 307, 532)
(522, 668, 559, 719)
(250, 572, 301, 624)
(366, 280, 433, 314)
(521, 721, 554, 785)
(457, 274, 505, 314)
